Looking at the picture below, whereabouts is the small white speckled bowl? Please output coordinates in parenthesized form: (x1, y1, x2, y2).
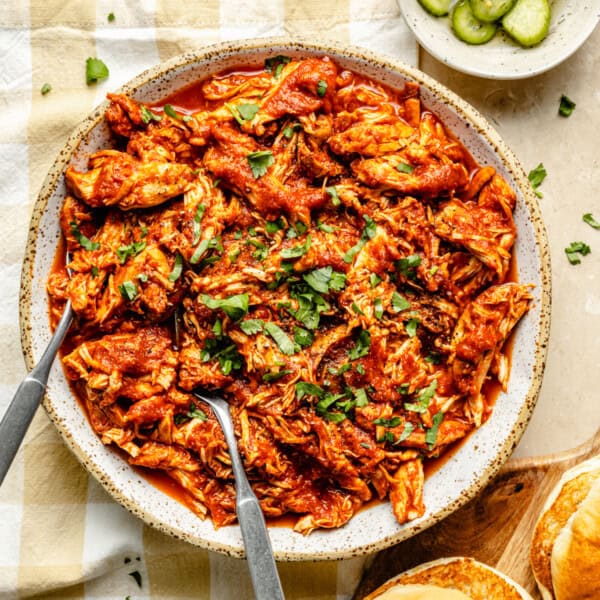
(19, 39, 551, 561)
(399, 0, 600, 79)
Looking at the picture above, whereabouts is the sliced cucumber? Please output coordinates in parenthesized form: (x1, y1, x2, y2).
(452, 0, 498, 45)
(502, 0, 551, 47)
(470, 0, 517, 22)
(417, 0, 452, 17)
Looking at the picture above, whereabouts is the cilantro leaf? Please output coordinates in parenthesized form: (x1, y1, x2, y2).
(347, 329, 371, 360)
(293, 326, 314, 347)
(405, 318, 419, 338)
(528, 163, 547, 198)
(70, 221, 100, 251)
(391, 291, 411, 313)
(140, 106, 162, 124)
(239, 319, 265, 335)
(373, 416, 401, 427)
(107, 12, 115, 22)
(262, 369, 293, 382)
(558, 95, 576, 117)
(295, 381, 324, 400)
(404, 380, 437, 413)
(85, 57, 109, 85)
(163, 104, 180, 119)
(395, 162, 414, 174)
(264, 322, 295, 355)
(317, 80, 328, 97)
(116, 241, 146, 264)
(281, 234, 312, 259)
(168, 253, 183, 282)
(303, 266, 346, 294)
(326, 186, 341, 207)
(426, 412, 444, 449)
(247, 150, 274, 178)
(343, 216, 377, 264)
(201, 293, 249, 321)
(264, 55, 291, 76)
(118, 280, 138, 301)
(238, 103, 259, 121)
(397, 254, 421, 278)
(369, 273, 382, 288)
(41, 83, 52, 95)
(374, 297, 384, 320)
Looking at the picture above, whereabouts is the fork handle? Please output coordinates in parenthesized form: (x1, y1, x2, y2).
(0, 302, 73, 486)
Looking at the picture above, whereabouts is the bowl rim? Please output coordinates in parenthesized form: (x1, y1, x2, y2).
(19, 36, 552, 561)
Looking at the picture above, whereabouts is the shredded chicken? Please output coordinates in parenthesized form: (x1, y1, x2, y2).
(48, 56, 532, 534)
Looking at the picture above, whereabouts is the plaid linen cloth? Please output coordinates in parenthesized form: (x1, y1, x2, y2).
(0, 1, 417, 598)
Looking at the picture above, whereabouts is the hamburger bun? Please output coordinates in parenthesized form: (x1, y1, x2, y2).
(364, 556, 534, 600)
(530, 454, 600, 600)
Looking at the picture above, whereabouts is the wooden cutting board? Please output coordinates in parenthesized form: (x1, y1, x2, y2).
(353, 428, 600, 599)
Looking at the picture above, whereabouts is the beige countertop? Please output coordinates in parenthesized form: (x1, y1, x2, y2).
(420, 27, 600, 458)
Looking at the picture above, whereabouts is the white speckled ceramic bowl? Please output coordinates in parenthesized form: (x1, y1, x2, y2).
(399, 0, 600, 79)
(20, 39, 551, 561)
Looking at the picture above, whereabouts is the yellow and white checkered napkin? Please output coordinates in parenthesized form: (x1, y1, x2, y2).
(0, 1, 416, 597)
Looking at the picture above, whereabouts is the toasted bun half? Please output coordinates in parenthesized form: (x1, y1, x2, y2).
(363, 557, 534, 600)
(530, 454, 600, 600)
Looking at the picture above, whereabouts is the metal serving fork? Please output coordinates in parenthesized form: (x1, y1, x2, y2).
(193, 390, 285, 600)
(0, 299, 74, 485)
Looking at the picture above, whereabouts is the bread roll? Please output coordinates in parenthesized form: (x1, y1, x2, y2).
(530, 455, 600, 600)
(371, 584, 471, 599)
(364, 556, 534, 600)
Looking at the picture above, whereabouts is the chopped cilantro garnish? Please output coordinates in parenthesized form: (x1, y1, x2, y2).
(351, 302, 364, 316)
(107, 12, 115, 22)
(565, 241, 591, 265)
(355, 363, 365, 375)
(426, 412, 444, 449)
(201, 336, 243, 376)
(391, 291, 410, 313)
(343, 215, 377, 263)
(316, 80, 328, 97)
(238, 103, 259, 121)
(397, 254, 421, 278)
(41, 83, 52, 95)
(116, 241, 146, 264)
(281, 234, 312, 259)
(373, 416, 401, 427)
(374, 298, 384, 320)
(168, 253, 183, 282)
(295, 381, 325, 400)
(317, 220, 334, 233)
(377, 431, 395, 443)
(303, 266, 346, 294)
(201, 293, 249, 321)
(262, 369, 293, 383)
(558, 95, 576, 117)
(264, 55, 291, 77)
(405, 318, 419, 338)
(163, 104, 180, 119)
(528, 163, 547, 198)
(395, 162, 414, 174)
(137, 273, 148, 282)
(192, 204, 206, 245)
(247, 150, 274, 178)
(354, 388, 369, 407)
(395, 422, 414, 444)
(369, 273, 382, 288)
(293, 326, 314, 347)
(404, 379, 437, 413)
(91, 266, 99, 278)
(325, 186, 341, 207)
(118, 280, 138, 301)
(266, 217, 286, 234)
(347, 328, 371, 360)
(239, 319, 265, 335)
(264, 322, 295, 355)
(70, 221, 100, 251)
(175, 402, 208, 425)
(85, 57, 109, 85)
(140, 106, 162, 124)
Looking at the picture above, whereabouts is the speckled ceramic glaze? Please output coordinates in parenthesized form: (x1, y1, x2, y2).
(399, 0, 600, 79)
(20, 39, 551, 561)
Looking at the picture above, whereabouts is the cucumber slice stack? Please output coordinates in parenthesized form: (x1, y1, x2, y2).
(417, 0, 552, 48)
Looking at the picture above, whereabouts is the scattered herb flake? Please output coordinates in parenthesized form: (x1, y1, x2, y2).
(140, 106, 161, 124)
(116, 241, 146, 264)
(262, 369, 293, 383)
(281, 234, 311, 259)
(264, 55, 291, 77)
(391, 291, 410, 313)
(41, 83, 52, 95)
(325, 186, 341, 207)
(317, 220, 334, 233)
(107, 11, 115, 21)
(583, 213, 600, 230)
(201, 293, 249, 321)
(347, 329, 371, 360)
(395, 162, 414, 174)
(426, 412, 444, 449)
(405, 318, 419, 338)
(395, 422, 414, 444)
(91, 266, 99, 278)
(118, 280, 138, 302)
(70, 221, 100, 251)
(565, 241, 591, 265)
(374, 297, 384, 320)
(295, 381, 324, 400)
(369, 273, 382, 288)
(168, 253, 183, 282)
(373, 416, 401, 427)
(293, 326, 314, 347)
(264, 322, 296, 355)
(239, 319, 265, 335)
(238, 103, 259, 121)
(247, 150, 274, 179)
(316, 80, 328, 97)
(163, 103, 180, 119)
(558, 95, 576, 117)
(404, 380, 437, 413)
(397, 254, 421, 278)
